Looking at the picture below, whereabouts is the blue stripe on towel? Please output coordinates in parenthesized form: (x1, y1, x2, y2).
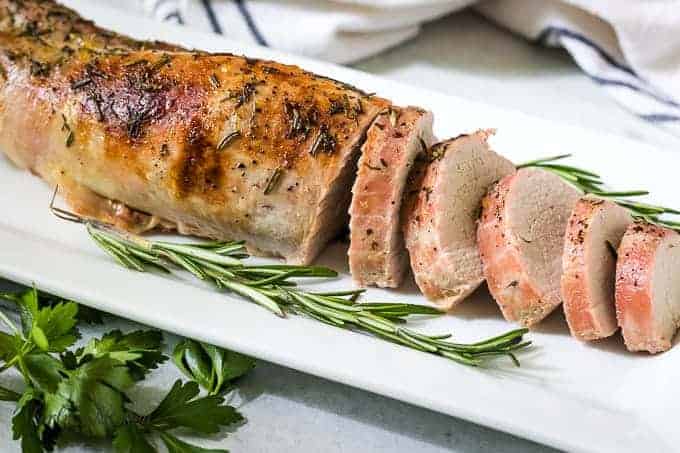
(638, 113, 680, 123)
(587, 75, 680, 109)
(536, 26, 637, 78)
(200, 0, 223, 34)
(234, 0, 268, 46)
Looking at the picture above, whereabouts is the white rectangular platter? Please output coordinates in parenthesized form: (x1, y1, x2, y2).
(1, 2, 679, 452)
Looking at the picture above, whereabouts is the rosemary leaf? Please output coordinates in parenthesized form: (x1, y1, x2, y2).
(263, 168, 283, 195)
(71, 220, 532, 367)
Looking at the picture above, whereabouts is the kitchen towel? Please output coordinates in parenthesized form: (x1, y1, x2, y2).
(110, 0, 680, 136)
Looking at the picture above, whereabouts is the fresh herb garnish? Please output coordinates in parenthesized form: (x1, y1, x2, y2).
(47, 193, 530, 367)
(263, 167, 283, 194)
(173, 339, 256, 396)
(70, 77, 92, 89)
(0, 287, 250, 452)
(217, 131, 240, 151)
(210, 73, 221, 89)
(518, 154, 680, 231)
(61, 114, 75, 147)
(309, 125, 336, 156)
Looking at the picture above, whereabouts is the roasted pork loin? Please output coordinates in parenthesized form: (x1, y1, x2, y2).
(616, 222, 680, 353)
(0, 0, 390, 264)
(348, 107, 434, 288)
(478, 168, 580, 326)
(403, 130, 515, 309)
(561, 197, 632, 340)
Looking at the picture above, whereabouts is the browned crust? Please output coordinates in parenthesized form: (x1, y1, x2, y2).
(0, 0, 390, 264)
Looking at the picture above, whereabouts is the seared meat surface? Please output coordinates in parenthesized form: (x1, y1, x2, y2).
(0, 0, 388, 264)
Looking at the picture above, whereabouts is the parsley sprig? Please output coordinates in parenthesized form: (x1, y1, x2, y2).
(0, 288, 252, 453)
(173, 339, 256, 396)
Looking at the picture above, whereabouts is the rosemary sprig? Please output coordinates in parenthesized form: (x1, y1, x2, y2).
(80, 224, 529, 367)
(518, 154, 680, 231)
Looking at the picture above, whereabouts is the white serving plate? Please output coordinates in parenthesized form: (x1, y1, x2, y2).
(1, 2, 678, 451)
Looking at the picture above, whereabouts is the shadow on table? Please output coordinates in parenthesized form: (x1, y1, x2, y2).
(237, 361, 558, 453)
(355, 10, 572, 79)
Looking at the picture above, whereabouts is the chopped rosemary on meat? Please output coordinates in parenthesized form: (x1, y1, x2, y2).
(210, 73, 221, 89)
(427, 145, 446, 161)
(309, 125, 336, 156)
(217, 131, 241, 151)
(29, 59, 50, 77)
(126, 105, 152, 139)
(65, 130, 74, 147)
(71, 77, 92, 89)
(50, 194, 531, 368)
(61, 114, 74, 147)
(263, 167, 283, 194)
(518, 154, 680, 232)
(152, 53, 172, 71)
(229, 82, 256, 108)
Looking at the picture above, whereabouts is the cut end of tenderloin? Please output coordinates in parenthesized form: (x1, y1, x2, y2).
(348, 106, 435, 288)
(615, 222, 680, 353)
(478, 167, 580, 327)
(403, 129, 515, 310)
(561, 196, 632, 341)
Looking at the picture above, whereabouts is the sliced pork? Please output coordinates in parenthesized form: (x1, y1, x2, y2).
(403, 130, 515, 309)
(478, 168, 580, 326)
(615, 222, 680, 353)
(348, 107, 434, 288)
(561, 197, 632, 340)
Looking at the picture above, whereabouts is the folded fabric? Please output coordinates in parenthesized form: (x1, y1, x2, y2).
(105, 0, 680, 136)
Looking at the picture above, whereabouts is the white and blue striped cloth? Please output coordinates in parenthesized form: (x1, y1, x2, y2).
(111, 0, 680, 136)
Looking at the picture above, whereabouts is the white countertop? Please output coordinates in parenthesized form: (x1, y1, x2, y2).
(2, 8, 677, 453)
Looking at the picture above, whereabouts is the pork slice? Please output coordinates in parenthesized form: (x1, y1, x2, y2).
(561, 197, 632, 340)
(478, 168, 580, 326)
(348, 107, 435, 288)
(615, 222, 680, 353)
(403, 130, 515, 309)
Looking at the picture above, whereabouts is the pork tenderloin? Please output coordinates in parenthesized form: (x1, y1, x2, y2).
(0, 0, 390, 265)
(478, 168, 580, 326)
(561, 197, 632, 340)
(348, 107, 434, 288)
(615, 222, 680, 353)
(403, 130, 515, 309)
